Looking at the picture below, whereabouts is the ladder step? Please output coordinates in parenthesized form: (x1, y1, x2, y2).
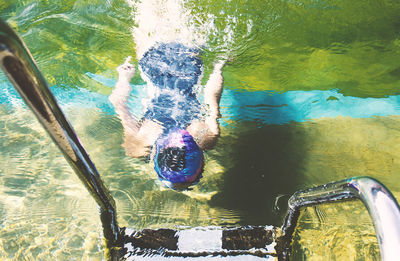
(120, 226, 282, 259)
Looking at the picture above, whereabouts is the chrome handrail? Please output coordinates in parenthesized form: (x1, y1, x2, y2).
(281, 176, 400, 261)
(0, 19, 120, 253)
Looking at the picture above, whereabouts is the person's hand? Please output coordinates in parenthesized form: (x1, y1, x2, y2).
(110, 57, 135, 105)
(213, 60, 226, 71)
(117, 56, 136, 80)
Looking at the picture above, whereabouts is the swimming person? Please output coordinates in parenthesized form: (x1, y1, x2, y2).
(109, 42, 225, 190)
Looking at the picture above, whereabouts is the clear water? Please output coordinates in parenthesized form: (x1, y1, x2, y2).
(1, 0, 400, 259)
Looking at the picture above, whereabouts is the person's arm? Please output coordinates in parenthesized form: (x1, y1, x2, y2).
(188, 61, 225, 150)
(109, 57, 140, 134)
(109, 57, 161, 157)
(203, 61, 225, 135)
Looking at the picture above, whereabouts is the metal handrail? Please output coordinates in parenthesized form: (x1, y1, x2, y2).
(280, 176, 400, 261)
(0, 19, 120, 253)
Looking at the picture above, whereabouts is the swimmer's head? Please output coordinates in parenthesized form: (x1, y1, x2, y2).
(154, 129, 203, 190)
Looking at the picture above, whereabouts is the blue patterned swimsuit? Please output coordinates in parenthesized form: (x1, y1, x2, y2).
(139, 43, 203, 131)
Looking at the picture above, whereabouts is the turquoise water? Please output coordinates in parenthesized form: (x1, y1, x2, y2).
(1, 0, 400, 259)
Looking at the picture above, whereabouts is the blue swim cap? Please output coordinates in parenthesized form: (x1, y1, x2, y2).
(154, 129, 203, 189)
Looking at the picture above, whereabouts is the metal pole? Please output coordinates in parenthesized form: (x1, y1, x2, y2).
(0, 19, 120, 251)
(281, 176, 400, 261)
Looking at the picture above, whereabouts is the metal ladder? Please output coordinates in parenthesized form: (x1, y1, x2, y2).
(1, 19, 400, 260)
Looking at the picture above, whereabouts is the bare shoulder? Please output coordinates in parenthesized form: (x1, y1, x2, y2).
(187, 120, 219, 150)
(138, 119, 163, 137)
(123, 119, 162, 158)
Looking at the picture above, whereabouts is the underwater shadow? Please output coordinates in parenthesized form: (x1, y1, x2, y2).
(209, 121, 307, 227)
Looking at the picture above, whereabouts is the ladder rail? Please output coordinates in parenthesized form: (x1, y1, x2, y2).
(0, 19, 120, 251)
(281, 176, 400, 261)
